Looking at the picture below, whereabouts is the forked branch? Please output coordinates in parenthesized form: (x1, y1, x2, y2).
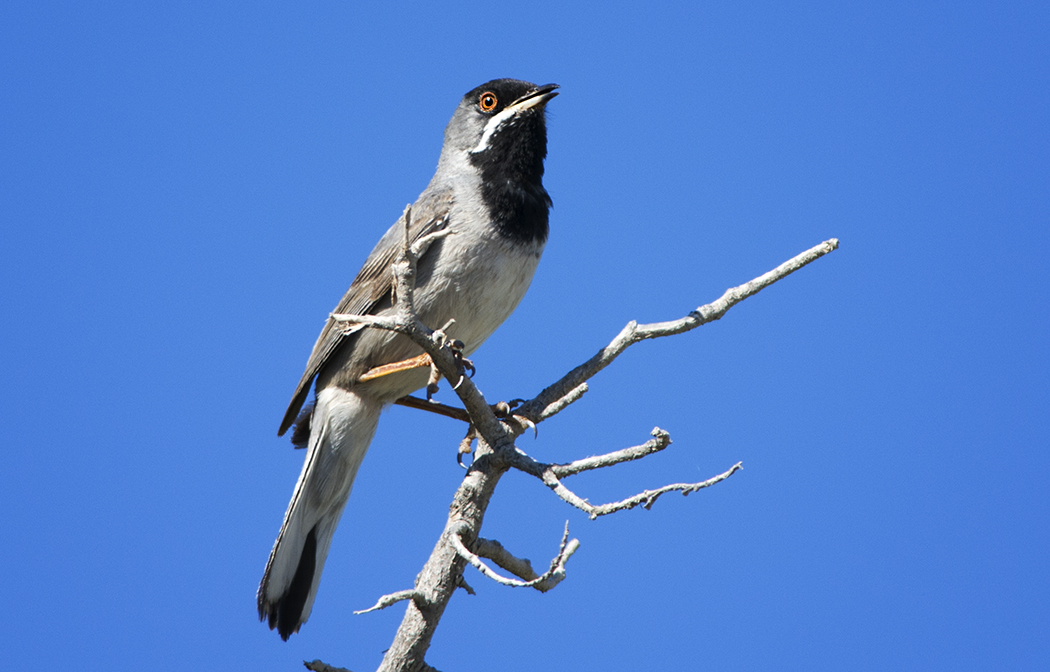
(507, 429, 743, 519)
(313, 233, 838, 672)
(450, 522, 580, 592)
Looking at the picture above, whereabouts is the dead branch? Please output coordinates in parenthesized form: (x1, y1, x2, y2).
(354, 590, 423, 616)
(506, 429, 743, 519)
(473, 537, 573, 593)
(449, 522, 579, 592)
(318, 236, 838, 672)
(550, 427, 674, 477)
(513, 238, 839, 424)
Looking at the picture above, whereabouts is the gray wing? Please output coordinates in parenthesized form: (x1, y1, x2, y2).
(278, 189, 452, 435)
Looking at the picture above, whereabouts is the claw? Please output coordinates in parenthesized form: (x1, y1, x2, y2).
(514, 414, 538, 438)
(493, 401, 512, 416)
(490, 401, 538, 437)
(457, 426, 477, 468)
(447, 339, 475, 379)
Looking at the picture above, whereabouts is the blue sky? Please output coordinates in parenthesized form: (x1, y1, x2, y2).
(2, 2, 1048, 670)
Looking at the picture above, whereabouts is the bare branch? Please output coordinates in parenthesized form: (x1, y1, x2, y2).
(534, 383, 589, 423)
(506, 431, 742, 520)
(473, 538, 537, 580)
(504, 431, 670, 484)
(545, 460, 741, 520)
(449, 522, 580, 591)
(353, 239, 835, 672)
(329, 312, 401, 331)
(473, 534, 576, 593)
(354, 589, 423, 616)
(578, 462, 743, 519)
(551, 428, 672, 477)
(409, 228, 451, 259)
(514, 239, 839, 423)
(392, 205, 417, 317)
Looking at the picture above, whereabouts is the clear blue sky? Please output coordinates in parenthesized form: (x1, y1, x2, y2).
(2, 2, 1047, 670)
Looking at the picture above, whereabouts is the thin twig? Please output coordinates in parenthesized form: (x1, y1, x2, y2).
(354, 589, 423, 615)
(449, 522, 579, 591)
(534, 383, 589, 423)
(579, 463, 743, 519)
(473, 536, 571, 592)
(514, 239, 839, 424)
(551, 428, 672, 477)
(329, 312, 401, 330)
(507, 431, 741, 520)
(409, 228, 452, 259)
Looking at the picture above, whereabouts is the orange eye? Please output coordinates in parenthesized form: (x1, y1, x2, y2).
(479, 92, 498, 112)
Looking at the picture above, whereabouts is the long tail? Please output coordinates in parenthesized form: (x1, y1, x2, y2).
(257, 386, 381, 640)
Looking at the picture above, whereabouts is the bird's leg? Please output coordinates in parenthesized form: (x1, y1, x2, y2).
(358, 353, 433, 383)
(425, 361, 442, 401)
(392, 395, 470, 422)
(446, 339, 475, 388)
(356, 324, 476, 403)
(424, 325, 450, 400)
(423, 330, 474, 399)
(457, 425, 478, 468)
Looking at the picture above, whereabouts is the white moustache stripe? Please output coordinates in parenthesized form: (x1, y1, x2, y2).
(470, 106, 520, 155)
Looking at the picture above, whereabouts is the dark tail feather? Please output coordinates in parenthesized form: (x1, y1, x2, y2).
(290, 403, 314, 450)
(259, 387, 382, 639)
(265, 526, 318, 640)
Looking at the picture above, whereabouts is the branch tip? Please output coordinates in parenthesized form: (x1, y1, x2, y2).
(354, 589, 422, 615)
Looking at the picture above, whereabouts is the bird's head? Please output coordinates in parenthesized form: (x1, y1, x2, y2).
(442, 79, 558, 182)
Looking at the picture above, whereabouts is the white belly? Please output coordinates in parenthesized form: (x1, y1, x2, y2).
(350, 225, 544, 404)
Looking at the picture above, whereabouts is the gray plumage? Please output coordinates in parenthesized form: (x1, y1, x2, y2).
(258, 79, 558, 639)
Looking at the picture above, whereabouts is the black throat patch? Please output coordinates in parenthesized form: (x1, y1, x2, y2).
(469, 111, 552, 246)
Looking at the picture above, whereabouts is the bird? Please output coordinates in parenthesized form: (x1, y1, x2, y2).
(258, 79, 558, 640)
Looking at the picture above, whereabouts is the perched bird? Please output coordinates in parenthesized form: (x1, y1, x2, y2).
(258, 79, 558, 640)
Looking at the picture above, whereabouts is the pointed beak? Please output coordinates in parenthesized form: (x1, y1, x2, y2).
(508, 83, 560, 112)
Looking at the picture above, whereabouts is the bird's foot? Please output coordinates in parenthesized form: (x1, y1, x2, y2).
(456, 399, 536, 468)
(457, 425, 478, 468)
(425, 362, 441, 401)
(492, 399, 537, 437)
(448, 339, 475, 384)
(426, 338, 475, 400)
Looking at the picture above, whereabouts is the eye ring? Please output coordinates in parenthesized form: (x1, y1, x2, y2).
(478, 91, 498, 112)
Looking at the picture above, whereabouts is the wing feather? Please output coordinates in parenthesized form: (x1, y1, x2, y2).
(278, 189, 452, 435)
